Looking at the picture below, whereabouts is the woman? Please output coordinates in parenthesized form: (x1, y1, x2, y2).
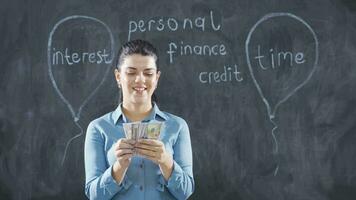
(84, 39, 194, 200)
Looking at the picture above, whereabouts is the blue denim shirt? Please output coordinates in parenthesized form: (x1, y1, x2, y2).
(84, 103, 194, 200)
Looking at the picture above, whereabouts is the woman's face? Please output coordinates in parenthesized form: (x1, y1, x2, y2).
(115, 54, 160, 106)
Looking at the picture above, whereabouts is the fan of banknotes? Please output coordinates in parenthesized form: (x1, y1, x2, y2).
(123, 122, 163, 141)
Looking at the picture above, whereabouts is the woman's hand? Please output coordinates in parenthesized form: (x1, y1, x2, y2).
(112, 138, 136, 184)
(135, 139, 174, 180)
(134, 139, 170, 165)
(114, 138, 135, 169)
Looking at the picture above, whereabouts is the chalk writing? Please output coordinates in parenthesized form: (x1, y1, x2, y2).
(47, 15, 114, 166)
(245, 12, 319, 175)
(128, 10, 221, 41)
(52, 48, 111, 65)
(167, 41, 227, 64)
(127, 10, 236, 85)
(199, 64, 243, 84)
(254, 45, 306, 70)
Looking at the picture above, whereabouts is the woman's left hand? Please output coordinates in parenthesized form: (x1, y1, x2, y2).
(134, 139, 172, 166)
(135, 139, 174, 180)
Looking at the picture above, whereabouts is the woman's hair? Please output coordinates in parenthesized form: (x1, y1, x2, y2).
(115, 39, 159, 103)
(115, 39, 159, 71)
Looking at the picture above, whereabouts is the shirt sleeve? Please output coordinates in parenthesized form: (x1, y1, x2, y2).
(162, 119, 195, 200)
(84, 121, 132, 199)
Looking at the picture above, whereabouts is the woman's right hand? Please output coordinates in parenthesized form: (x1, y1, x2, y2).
(114, 138, 136, 169)
(112, 139, 135, 184)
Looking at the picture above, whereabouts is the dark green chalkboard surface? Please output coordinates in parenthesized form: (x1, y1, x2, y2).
(1, 0, 356, 199)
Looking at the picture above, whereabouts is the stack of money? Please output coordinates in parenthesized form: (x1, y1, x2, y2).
(123, 122, 163, 141)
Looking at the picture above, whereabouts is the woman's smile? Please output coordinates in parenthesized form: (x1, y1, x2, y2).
(132, 86, 147, 94)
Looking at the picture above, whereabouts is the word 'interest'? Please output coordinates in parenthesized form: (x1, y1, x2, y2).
(52, 48, 111, 65)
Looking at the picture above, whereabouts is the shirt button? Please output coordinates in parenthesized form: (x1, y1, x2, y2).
(140, 185, 143, 191)
(140, 164, 143, 168)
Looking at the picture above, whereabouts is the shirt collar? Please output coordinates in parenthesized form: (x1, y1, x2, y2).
(112, 102, 168, 124)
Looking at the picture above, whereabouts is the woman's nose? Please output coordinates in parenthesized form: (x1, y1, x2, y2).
(135, 73, 145, 83)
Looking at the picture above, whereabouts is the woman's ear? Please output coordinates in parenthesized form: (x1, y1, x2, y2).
(156, 71, 161, 81)
(114, 69, 121, 87)
(156, 71, 161, 87)
(114, 69, 120, 81)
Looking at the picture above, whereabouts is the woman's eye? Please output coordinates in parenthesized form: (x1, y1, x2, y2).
(145, 73, 154, 76)
(126, 72, 135, 75)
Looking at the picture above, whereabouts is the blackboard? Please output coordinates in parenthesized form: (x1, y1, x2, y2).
(1, 0, 356, 199)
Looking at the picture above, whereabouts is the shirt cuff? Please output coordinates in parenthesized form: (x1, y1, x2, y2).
(158, 161, 183, 190)
(101, 165, 132, 195)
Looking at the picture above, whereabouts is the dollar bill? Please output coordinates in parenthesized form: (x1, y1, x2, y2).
(123, 123, 132, 139)
(123, 122, 163, 140)
(140, 123, 148, 139)
(135, 123, 139, 140)
(146, 122, 162, 139)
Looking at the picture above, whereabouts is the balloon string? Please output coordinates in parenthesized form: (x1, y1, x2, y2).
(269, 116, 279, 176)
(61, 119, 83, 166)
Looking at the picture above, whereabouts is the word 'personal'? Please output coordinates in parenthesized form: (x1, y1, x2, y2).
(128, 10, 221, 41)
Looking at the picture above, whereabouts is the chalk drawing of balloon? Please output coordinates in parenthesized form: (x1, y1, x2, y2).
(245, 13, 319, 175)
(47, 15, 114, 165)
